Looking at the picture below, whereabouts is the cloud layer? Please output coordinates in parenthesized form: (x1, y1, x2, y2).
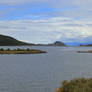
(0, 17, 92, 44)
(0, 0, 92, 45)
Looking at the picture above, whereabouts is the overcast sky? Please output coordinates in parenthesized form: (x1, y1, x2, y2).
(0, 0, 92, 45)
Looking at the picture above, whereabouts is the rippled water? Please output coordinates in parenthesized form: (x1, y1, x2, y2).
(0, 46, 92, 92)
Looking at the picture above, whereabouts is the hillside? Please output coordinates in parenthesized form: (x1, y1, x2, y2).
(0, 34, 32, 46)
(0, 34, 66, 46)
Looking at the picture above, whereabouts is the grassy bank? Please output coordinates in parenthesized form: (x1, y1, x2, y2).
(54, 78, 92, 92)
(0, 48, 46, 54)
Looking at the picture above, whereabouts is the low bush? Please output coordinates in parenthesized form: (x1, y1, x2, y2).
(55, 78, 92, 92)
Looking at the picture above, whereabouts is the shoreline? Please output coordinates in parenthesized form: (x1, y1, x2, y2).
(0, 48, 47, 54)
(77, 50, 92, 53)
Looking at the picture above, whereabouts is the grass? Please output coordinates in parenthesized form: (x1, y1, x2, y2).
(0, 48, 46, 54)
(54, 78, 92, 92)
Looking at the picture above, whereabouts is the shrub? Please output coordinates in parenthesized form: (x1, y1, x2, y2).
(16, 48, 22, 51)
(0, 48, 4, 51)
(6, 48, 10, 51)
(26, 48, 30, 51)
(55, 78, 92, 92)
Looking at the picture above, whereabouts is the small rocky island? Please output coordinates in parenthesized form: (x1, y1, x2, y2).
(77, 50, 92, 53)
(0, 48, 46, 54)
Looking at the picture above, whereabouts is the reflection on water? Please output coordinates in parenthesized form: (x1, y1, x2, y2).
(0, 46, 92, 92)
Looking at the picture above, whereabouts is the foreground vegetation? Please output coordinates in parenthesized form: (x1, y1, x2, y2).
(0, 48, 46, 54)
(54, 78, 92, 92)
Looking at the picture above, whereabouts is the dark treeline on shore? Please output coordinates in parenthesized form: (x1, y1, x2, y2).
(0, 48, 46, 54)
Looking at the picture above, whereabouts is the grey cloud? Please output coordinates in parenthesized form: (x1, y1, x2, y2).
(0, 0, 92, 22)
(0, 0, 49, 5)
(62, 24, 84, 27)
(0, 0, 91, 7)
(0, 17, 92, 44)
(0, 26, 26, 29)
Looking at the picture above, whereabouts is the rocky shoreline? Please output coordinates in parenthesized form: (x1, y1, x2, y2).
(77, 50, 92, 53)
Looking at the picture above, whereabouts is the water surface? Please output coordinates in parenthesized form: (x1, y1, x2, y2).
(0, 46, 92, 92)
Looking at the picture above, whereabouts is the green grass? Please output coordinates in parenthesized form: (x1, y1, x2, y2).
(55, 78, 92, 92)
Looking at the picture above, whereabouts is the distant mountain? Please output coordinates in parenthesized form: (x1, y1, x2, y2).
(0, 34, 33, 46)
(30, 41, 66, 46)
(34, 41, 66, 46)
(47, 41, 66, 46)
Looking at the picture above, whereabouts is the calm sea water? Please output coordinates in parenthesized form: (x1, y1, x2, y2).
(0, 46, 92, 92)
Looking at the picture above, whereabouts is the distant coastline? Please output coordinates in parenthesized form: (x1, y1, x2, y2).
(2, 34, 92, 47)
(0, 34, 66, 46)
(80, 44, 92, 46)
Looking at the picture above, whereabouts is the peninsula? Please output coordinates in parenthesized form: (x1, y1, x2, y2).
(0, 34, 31, 46)
(77, 50, 92, 53)
(80, 44, 92, 46)
(0, 48, 46, 54)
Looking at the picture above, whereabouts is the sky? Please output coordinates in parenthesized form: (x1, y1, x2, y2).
(0, 0, 92, 45)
